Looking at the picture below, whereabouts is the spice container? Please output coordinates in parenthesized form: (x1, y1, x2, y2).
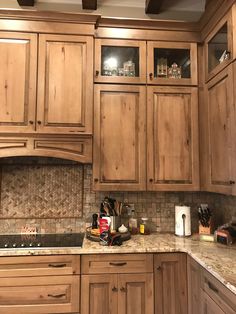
(139, 218, 150, 235)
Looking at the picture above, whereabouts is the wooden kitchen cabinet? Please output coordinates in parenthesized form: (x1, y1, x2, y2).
(147, 41, 198, 85)
(147, 86, 199, 191)
(154, 253, 188, 314)
(37, 34, 93, 134)
(81, 254, 154, 314)
(93, 84, 146, 191)
(0, 255, 80, 314)
(187, 256, 201, 314)
(0, 32, 37, 133)
(202, 65, 235, 195)
(201, 267, 236, 314)
(94, 39, 147, 84)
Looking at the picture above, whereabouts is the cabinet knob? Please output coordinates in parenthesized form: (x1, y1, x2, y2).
(37, 120, 42, 125)
(95, 70, 99, 77)
(149, 73, 153, 80)
(156, 266, 162, 270)
(149, 178, 153, 183)
(29, 120, 34, 125)
(229, 180, 235, 185)
(112, 286, 118, 292)
(94, 178, 99, 183)
(120, 287, 126, 292)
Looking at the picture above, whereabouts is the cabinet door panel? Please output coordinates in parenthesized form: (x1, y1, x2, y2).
(147, 86, 199, 191)
(187, 256, 201, 314)
(206, 66, 234, 194)
(0, 32, 37, 132)
(118, 273, 154, 314)
(201, 291, 225, 314)
(81, 274, 117, 314)
(154, 253, 187, 314)
(37, 34, 93, 134)
(93, 84, 146, 191)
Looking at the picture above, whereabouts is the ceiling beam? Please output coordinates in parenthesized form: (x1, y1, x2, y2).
(82, 0, 97, 10)
(145, 0, 164, 14)
(17, 0, 35, 6)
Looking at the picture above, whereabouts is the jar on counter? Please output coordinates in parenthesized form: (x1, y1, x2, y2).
(139, 218, 150, 235)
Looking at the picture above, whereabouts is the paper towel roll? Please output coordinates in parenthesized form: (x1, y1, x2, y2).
(175, 206, 191, 236)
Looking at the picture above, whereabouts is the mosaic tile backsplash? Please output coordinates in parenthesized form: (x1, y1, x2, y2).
(0, 159, 235, 234)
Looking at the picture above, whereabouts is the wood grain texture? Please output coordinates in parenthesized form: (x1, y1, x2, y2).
(201, 291, 225, 314)
(0, 32, 37, 133)
(147, 86, 199, 191)
(118, 273, 154, 314)
(81, 254, 153, 275)
(0, 255, 80, 277)
(81, 274, 117, 314)
(187, 256, 201, 314)
(0, 136, 92, 163)
(206, 66, 234, 194)
(37, 34, 93, 134)
(154, 253, 188, 314)
(0, 275, 80, 314)
(93, 84, 146, 191)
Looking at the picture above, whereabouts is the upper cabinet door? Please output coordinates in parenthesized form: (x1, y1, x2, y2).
(205, 12, 233, 81)
(147, 42, 197, 86)
(93, 84, 146, 191)
(0, 32, 37, 133)
(206, 66, 234, 195)
(37, 34, 93, 134)
(94, 39, 147, 84)
(147, 86, 199, 191)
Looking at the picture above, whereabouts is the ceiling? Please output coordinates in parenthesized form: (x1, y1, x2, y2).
(0, 0, 206, 22)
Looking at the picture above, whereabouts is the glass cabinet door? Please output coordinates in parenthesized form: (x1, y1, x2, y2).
(147, 42, 197, 85)
(205, 12, 232, 80)
(95, 39, 146, 84)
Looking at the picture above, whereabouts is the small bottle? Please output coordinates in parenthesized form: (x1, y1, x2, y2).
(128, 205, 138, 234)
(140, 218, 150, 235)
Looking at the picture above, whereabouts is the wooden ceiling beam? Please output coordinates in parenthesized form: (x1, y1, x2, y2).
(17, 0, 35, 6)
(145, 0, 164, 14)
(82, 0, 97, 10)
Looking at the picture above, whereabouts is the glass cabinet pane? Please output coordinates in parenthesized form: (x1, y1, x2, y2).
(208, 23, 228, 73)
(101, 46, 139, 77)
(154, 48, 190, 79)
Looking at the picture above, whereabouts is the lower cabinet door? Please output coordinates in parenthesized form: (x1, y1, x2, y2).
(0, 275, 79, 314)
(154, 253, 188, 314)
(201, 291, 225, 314)
(81, 274, 118, 314)
(118, 273, 154, 314)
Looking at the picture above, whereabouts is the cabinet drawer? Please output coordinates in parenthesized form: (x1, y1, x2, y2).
(0, 275, 80, 314)
(0, 255, 80, 277)
(201, 269, 236, 314)
(81, 253, 153, 274)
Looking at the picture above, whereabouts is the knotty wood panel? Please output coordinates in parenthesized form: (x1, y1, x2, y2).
(37, 34, 93, 134)
(93, 85, 146, 191)
(0, 32, 37, 133)
(187, 256, 201, 314)
(147, 86, 199, 191)
(81, 274, 117, 314)
(118, 273, 154, 314)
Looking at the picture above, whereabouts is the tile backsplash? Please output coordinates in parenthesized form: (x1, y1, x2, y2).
(0, 159, 235, 234)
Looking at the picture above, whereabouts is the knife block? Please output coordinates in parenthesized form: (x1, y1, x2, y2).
(199, 219, 213, 235)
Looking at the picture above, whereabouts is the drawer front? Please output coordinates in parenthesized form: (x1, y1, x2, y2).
(0, 255, 80, 277)
(0, 275, 80, 314)
(81, 253, 153, 274)
(201, 269, 236, 314)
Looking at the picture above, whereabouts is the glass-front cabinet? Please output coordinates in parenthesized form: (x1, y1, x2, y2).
(147, 42, 197, 85)
(205, 13, 233, 81)
(94, 39, 146, 84)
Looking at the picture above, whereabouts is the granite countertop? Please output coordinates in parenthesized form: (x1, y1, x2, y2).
(0, 233, 235, 295)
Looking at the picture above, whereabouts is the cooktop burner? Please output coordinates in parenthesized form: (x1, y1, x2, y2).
(0, 233, 84, 249)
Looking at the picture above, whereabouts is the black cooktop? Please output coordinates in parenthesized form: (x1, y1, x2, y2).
(0, 233, 84, 249)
